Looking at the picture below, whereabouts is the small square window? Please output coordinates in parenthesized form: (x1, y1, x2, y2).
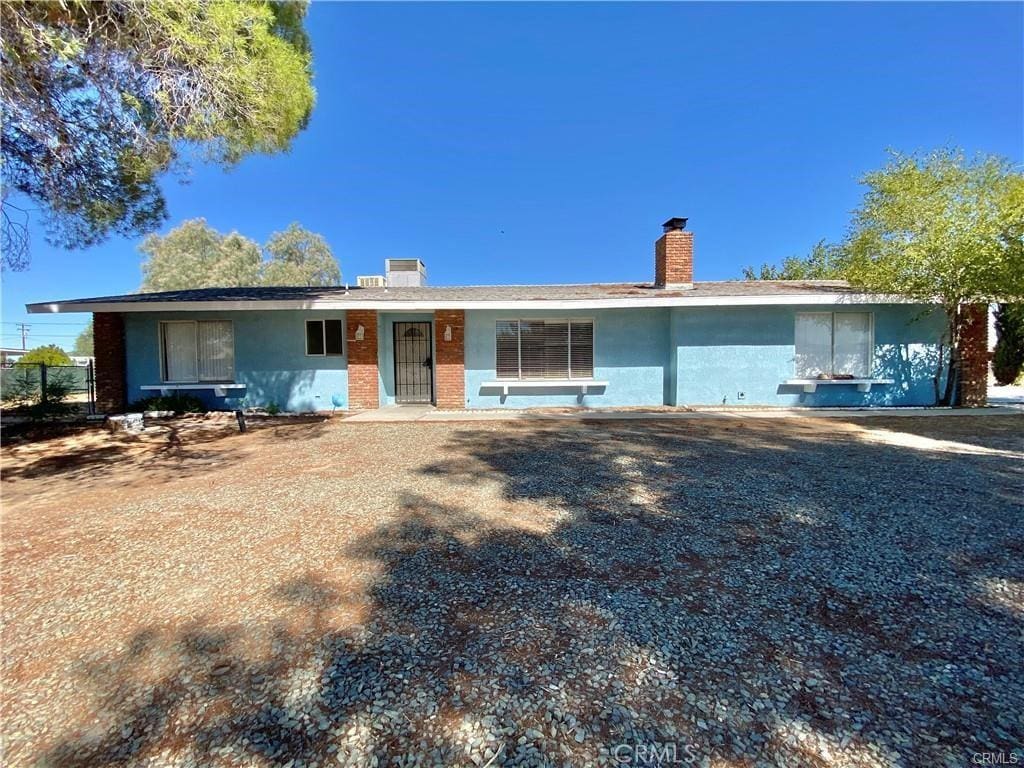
(306, 319, 344, 356)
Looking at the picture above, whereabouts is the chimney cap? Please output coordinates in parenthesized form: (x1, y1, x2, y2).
(662, 217, 688, 232)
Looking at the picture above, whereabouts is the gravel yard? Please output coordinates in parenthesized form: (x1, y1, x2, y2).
(2, 413, 1022, 768)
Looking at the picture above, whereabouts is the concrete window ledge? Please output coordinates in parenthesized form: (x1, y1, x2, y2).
(481, 380, 609, 397)
(141, 383, 247, 398)
(785, 378, 894, 394)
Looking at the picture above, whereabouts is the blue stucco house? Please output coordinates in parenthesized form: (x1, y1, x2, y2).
(28, 218, 961, 413)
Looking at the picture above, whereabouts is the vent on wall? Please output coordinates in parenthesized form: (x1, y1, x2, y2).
(385, 258, 427, 287)
(357, 275, 386, 288)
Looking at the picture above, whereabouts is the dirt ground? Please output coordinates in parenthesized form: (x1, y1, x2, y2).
(1, 413, 1022, 767)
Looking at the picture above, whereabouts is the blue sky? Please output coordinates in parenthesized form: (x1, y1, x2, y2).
(3, 1, 1021, 350)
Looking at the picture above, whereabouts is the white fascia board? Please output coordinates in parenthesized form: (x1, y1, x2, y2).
(26, 293, 928, 314)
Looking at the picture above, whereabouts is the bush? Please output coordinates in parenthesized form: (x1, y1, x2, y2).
(993, 303, 1024, 386)
(19, 344, 72, 366)
(2, 366, 77, 419)
(127, 393, 206, 413)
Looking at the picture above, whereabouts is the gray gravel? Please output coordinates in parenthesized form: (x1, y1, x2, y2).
(2, 414, 1022, 767)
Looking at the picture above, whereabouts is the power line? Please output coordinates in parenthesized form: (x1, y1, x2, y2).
(1, 333, 82, 338)
(1, 320, 88, 326)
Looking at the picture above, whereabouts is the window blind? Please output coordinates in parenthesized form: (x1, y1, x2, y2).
(833, 313, 871, 377)
(162, 322, 198, 383)
(795, 312, 871, 378)
(197, 321, 234, 381)
(495, 319, 594, 380)
(795, 313, 833, 377)
(496, 320, 520, 379)
(570, 321, 594, 378)
(161, 321, 235, 383)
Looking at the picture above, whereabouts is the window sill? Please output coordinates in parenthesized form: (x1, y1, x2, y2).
(142, 383, 246, 397)
(785, 378, 894, 394)
(482, 379, 609, 396)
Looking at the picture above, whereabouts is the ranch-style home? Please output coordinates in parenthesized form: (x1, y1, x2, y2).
(27, 218, 989, 413)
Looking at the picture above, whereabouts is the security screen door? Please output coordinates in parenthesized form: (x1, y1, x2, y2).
(393, 322, 433, 403)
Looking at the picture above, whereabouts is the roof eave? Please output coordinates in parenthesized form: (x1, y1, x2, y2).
(26, 293, 928, 314)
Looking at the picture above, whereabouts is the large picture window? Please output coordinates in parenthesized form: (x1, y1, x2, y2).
(496, 319, 594, 380)
(795, 312, 872, 378)
(160, 320, 234, 383)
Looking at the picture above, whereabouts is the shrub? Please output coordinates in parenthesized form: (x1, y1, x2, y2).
(266, 402, 281, 415)
(993, 303, 1024, 386)
(127, 393, 206, 413)
(19, 344, 72, 366)
(2, 366, 77, 419)
(2, 365, 40, 407)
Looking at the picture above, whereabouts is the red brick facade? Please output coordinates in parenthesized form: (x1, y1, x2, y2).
(958, 303, 989, 408)
(434, 310, 466, 409)
(655, 229, 693, 287)
(346, 310, 379, 410)
(94, 312, 127, 413)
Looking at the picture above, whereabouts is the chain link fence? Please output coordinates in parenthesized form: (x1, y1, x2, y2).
(0, 362, 95, 415)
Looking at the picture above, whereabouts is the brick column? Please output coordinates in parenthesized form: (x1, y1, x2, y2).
(94, 312, 126, 413)
(958, 303, 989, 407)
(655, 227, 694, 288)
(434, 310, 465, 410)
(346, 310, 379, 410)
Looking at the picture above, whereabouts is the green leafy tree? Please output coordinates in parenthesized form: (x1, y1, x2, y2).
(1, 0, 315, 270)
(992, 303, 1024, 385)
(843, 149, 1024, 405)
(140, 219, 262, 292)
(742, 240, 848, 280)
(72, 320, 93, 356)
(262, 223, 342, 286)
(20, 344, 72, 366)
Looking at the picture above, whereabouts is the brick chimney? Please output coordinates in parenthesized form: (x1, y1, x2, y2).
(655, 217, 693, 289)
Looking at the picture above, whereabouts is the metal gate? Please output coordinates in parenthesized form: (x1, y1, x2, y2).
(393, 322, 433, 404)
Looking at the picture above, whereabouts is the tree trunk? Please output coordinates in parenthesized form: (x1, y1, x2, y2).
(937, 304, 965, 407)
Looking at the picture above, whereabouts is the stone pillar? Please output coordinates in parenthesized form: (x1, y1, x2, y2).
(94, 312, 127, 413)
(958, 303, 989, 407)
(434, 310, 466, 410)
(346, 310, 379, 410)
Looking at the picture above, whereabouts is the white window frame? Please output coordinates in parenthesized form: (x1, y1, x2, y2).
(795, 311, 874, 377)
(305, 319, 344, 357)
(495, 317, 596, 381)
(159, 320, 235, 384)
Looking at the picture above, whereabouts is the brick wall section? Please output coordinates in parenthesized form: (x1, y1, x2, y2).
(94, 312, 126, 413)
(958, 303, 989, 407)
(434, 310, 466, 409)
(654, 229, 694, 287)
(346, 310, 379, 410)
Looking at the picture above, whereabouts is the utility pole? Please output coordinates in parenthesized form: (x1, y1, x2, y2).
(15, 323, 30, 350)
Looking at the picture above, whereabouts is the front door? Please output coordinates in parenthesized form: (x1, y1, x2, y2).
(393, 321, 433, 404)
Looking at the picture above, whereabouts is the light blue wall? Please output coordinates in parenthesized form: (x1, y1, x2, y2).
(377, 312, 436, 406)
(671, 304, 948, 406)
(465, 308, 670, 408)
(121, 302, 948, 412)
(124, 310, 349, 412)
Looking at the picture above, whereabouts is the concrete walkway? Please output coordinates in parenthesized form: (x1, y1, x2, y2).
(342, 403, 1023, 423)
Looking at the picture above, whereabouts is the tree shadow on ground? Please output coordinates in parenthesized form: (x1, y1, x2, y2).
(1, 415, 331, 489)
(39, 416, 1024, 767)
